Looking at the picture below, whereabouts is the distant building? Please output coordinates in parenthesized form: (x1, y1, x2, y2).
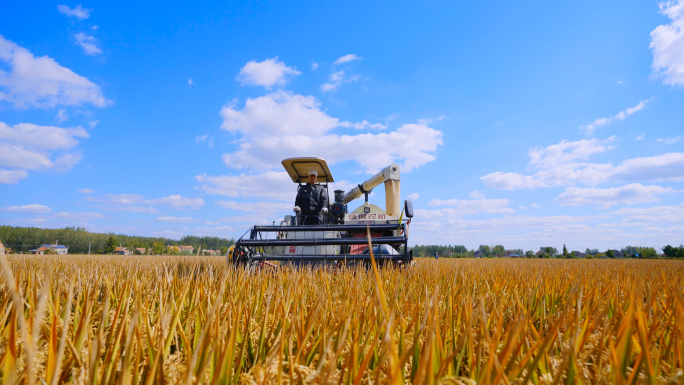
(114, 247, 131, 255)
(179, 245, 194, 253)
(167, 245, 181, 253)
(135, 248, 147, 255)
(473, 250, 484, 258)
(572, 251, 586, 258)
(29, 244, 68, 255)
(203, 249, 218, 256)
(48, 244, 69, 255)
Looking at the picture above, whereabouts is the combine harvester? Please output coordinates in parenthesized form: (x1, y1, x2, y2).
(228, 157, 414, 267)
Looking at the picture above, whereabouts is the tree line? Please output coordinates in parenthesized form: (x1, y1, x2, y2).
(412, 243, 684, 259)
(0, 226, 234, 255)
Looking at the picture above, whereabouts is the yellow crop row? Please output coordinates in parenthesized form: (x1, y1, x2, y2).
(1, 255, 683, 384)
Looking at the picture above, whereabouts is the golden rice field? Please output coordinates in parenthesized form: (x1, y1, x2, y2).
(1, 255, 684, 384)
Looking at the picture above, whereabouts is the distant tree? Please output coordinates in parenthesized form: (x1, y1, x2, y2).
(571, 251, 576, 258)
(605, 249, 615, 258)
(540, 247, 558, 257)
(152, 241, 164, 255)
(563, 244, 568, 258)
(453, 245, 467, 253)
(641, 247, 658, 259)
(662, 245, 684, 259)
(492, 245, 505, 257)
(585, 248, 598, 255)
(479, 245, 491, 257)
(525, 250, 534, 258)
(103, 236, 118, 254)
(220, 246, 228, 255)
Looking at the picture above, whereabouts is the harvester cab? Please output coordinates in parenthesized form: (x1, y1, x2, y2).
(228, 157, 414, 267)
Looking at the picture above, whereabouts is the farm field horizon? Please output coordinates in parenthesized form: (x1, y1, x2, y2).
(2, 255, 684, 384)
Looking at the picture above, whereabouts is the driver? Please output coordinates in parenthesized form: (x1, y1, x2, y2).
(294, 169, 328, 224)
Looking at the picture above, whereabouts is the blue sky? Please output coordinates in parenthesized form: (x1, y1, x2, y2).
(1, 0, 683, 251)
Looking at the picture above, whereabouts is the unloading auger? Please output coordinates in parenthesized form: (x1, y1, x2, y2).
(227, 157, 415, 267)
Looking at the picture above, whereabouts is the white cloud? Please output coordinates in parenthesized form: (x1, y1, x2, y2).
(221, 91, 339, 137)
(189, 225, 235, 237)
(219, 91, 442, 173)
(341, 120, 387, 130)
(482, 135, 684, 189)
(311, 62, 319, 70)
(321, 70, 360, 92)
(613, 152, 684, 181)
(188, 78, 194, 86)
(53, 152, 83, 172)
(86, 194, 157, 213)
(236, 58, 301, 88)
(650, 1, 684, 85)
(0, 35, 108, 108)
(579, 99, 651, 135)
(636, 132, 645, 140)
(553, 183, 676, 207)
(195, 133, 213, 147)
(2, 204, 51, 213)
(658, 136, 682, 144)
(528, 137, 615, 169)
(196, 171, 294, 201)
(482, 137, 616, 190)
(610, 202, 684, 223)
(55, 108, 68, 123)
(333, 54, 361, 65)
(105, 206, 157, 213)
(215, 200, 291, 213)
(469, 191, 485, 199)
(157, 216, 196, 222)
(406, 193, 419, 201)
(480, 172, 548, 190)
(530, 203, 541, 208)
(321, 70, 345, 92)
(57, 4, 91, 19)
(0, 144, 53, 170)
(0, 169, 28, 184)
(78, 188, 93, 194)
(56, 211, 105, 220)
(0, 122, 88, 151)
(146, 195, 204, 208)
(74, 32, 101, 55)
(428, 196, 514, 215)
(100, 193, 143, 205)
